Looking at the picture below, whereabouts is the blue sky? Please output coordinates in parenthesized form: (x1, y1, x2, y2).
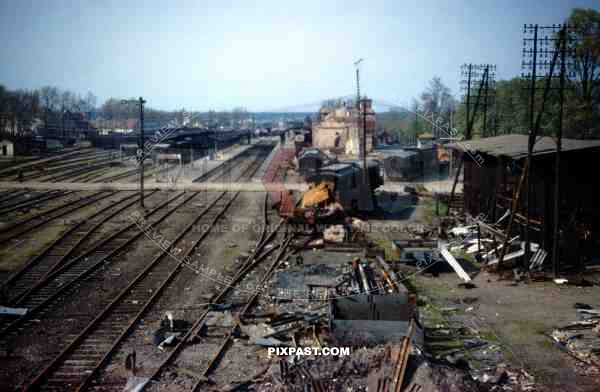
(0, 0, 596, 111)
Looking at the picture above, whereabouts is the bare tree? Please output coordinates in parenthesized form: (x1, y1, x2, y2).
(420, 76, 454, 137)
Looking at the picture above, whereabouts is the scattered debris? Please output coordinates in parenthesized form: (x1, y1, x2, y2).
(122, 376, 150, 392)
(254, 337, 285, 347)
(449, 225, 475, 236)
(158, 333, 180, 351)
(529, 247, 548, 271)
(0, 306, 28, 316)
(323, 225, 345, 243)
(439, 244, 472, 282)
(552, 318, 600, 368)
(125, 351, 136, 375)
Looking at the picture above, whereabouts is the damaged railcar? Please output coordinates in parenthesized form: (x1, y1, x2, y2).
(381, 149, 422, 181)
(379, 146, 449, 181)
(296, 148, 337, 177)
(305, 161, 383, 211)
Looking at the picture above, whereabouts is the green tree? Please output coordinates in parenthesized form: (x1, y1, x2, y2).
(568, 8, 600, 137)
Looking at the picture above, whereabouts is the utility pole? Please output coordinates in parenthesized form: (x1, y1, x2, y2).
(121, 97, 146, 207)
(464, 64, 472, 139)
(208, 110, 217, 155)
(362, 98, 367, 180)
(214, 127, 217, 156)
(461, 64, 496, 139)
(449, 64, 495, 215)
(483, 71, 489, 136)
(61, 105, 65, 140)
(354, 58, 368, 186)
(501, 23, 571, 269)
(525, 24, 539, 267)
(553, 26, 568, 278)
(354, 58, 363, 160)
(138, 97, 146, 208)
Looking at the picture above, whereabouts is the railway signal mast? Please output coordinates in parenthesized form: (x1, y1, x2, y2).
(121, 97, 146, 208)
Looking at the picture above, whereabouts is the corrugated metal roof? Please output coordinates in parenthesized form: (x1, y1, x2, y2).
(449, 134, 600, 159)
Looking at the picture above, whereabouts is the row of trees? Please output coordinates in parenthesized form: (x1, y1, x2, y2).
(97, 99, 253, 130)
(381, 8, 599, 141)
(377, 77, 458, 141)
(0, 85, 97, 136)
(0, 85, 254, 135)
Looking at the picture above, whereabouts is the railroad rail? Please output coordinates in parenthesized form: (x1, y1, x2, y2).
(0, 190, 70, 215)
(0, 191, 118, 246)
(11, 155, 116, 182)
(147, 223, 292, 392)
(192, 144, 267, 183)
(0, 149, 109, 178)
(0, 191, 157, 303)
(0, 191, 190, 336)
(20, 144, 275, 391)
(0, 162, 170, 218)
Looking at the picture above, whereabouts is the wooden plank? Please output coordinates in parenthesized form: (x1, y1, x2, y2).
(439, 245, 471, 282)
(392, 320, 414, 392)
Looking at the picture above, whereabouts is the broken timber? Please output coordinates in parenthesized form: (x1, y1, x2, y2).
(439, 244, 472, 282)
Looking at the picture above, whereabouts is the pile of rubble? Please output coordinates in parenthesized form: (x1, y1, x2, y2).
(551, 304, 600, 373)
(443, 212, 553, 281)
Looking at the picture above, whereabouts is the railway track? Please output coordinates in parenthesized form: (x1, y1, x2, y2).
(148, 228, 292, 392)
(14, 156, 116, 182)
(0, 149, 107, 178)
(192, 144, 267, 183)
(0, 190, 72, 213)
(0, 157, 122, 213)
(20, 144, 276, 391)
(0, 191, 157, 303)
(0, 161, 167, 217)
(87, 199, 285, 392)
(0, 191, 190, 336)
(0, 190, 68, 215)
(31, 161, 117, 183)
(0, 191, 119, 246)
(0, 150, 117, 179)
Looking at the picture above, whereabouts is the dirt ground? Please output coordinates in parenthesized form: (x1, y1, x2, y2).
(414, 269, 600, 392)
(368, 191, 600, 392)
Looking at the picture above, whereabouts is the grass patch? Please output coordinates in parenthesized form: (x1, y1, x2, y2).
(374, 239, 397, 261)
(478, 329, 501, 343)
(451, 248, 476, 264)
(502, 319, 550, 345)
(402, 275, 418, 293)
(221, 245, 241, 261)
(0, 224, 68, 272)
(422, 197, 448, 224)
(421, 302, 449, 328)
(415, 276, 451, 297)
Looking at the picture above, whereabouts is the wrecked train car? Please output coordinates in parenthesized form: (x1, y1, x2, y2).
(297, 148, 336, 177)
(305, 161, 383, 211)
(379, 146, 449, 181)
(381, 149, 422, 181)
